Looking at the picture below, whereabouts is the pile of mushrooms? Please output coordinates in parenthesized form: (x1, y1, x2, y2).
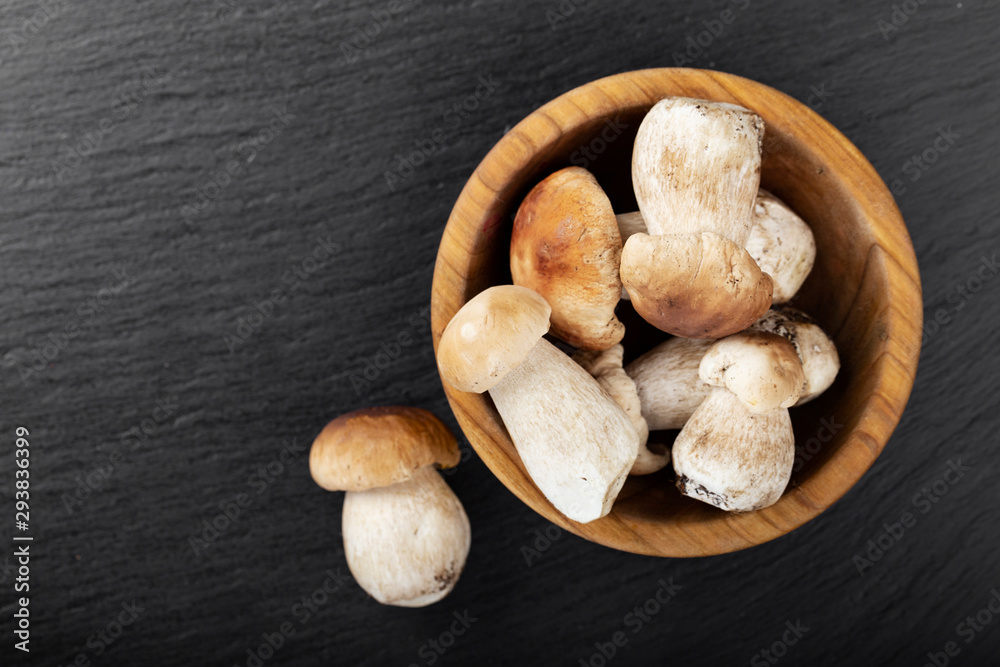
(307, 96, 843, 609)
(439, 95, 840, 519)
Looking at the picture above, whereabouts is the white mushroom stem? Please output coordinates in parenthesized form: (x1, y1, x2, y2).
(490, 338, 639, 522)
(744, 191, 816, 303)
(342, 466, 471, 608)
(632, 97, 763, 244)
(673, 388, 795, 512)
(573, 344, 669, 476)
(625, 337, 714, 431)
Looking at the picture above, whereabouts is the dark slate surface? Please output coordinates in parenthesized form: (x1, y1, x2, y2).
(2, 0, 999, 665)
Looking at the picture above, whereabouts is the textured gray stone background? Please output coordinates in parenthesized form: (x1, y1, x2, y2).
(2, 0, 999, 665)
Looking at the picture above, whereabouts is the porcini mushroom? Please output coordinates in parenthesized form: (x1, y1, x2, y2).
(573, 344, 669, 475)
(751, 306, 840, 404)
(437, 285, 639, 522)
(744, 190, 816, 303)
(624, 337, 714, 431)
(622, 306, 839, 437)
(310, 406, 470, 607)
(616, 189, 816, 304)
(510, 166, 625, 350)
(699, 330, 806, 414)
(621, 232, 773, 338)
(622, 97, 773, 337)
(672, 331, 805, 511)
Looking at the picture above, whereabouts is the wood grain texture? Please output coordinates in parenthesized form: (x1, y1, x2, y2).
(431, 68, 923, 557)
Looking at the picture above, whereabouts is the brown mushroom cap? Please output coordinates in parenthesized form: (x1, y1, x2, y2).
(620, 231, 773, 338)
(310, 406, 460, 492)
(510, 167, 624, 350)
(437, 285, 551, 393)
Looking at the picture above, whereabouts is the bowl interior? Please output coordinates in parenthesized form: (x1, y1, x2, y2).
(431, 68, 922, 557)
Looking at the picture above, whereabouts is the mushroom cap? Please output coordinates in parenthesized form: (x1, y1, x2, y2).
(310, 406, 461, 492)
(751, 306, 840, 404)
(510, 167, 624, 350)
(620, 232, 773, 339)
(632, 96, 763, 244)
(699, 330, 806, 413)
(437, 285, 551, 393)
(745, 190, 817, 303)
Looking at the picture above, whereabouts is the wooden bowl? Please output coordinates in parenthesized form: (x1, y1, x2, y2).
(430, 68, 922, 557)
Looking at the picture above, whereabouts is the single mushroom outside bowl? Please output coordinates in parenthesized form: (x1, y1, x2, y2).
(430, 68, 922, 557)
